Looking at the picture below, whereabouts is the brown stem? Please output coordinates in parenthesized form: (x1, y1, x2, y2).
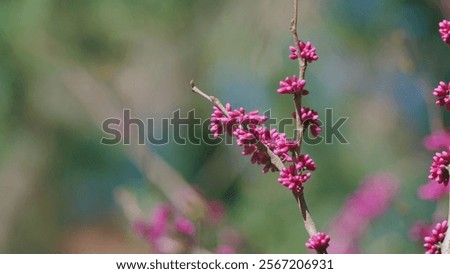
(290, 0, 307, 150)
(294, 93, 304, 151)
(442, 189, 450, 254)
(190, 80, 229, 116)
(293, 191, 327, 254)
(293, 191, 318, 236)
(289, 0, 307, 81)
(289, 0, 327, 254)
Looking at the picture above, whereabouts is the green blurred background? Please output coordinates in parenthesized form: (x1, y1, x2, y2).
(0, 0, 449, 253)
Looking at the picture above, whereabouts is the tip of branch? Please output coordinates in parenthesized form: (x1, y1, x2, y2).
(190, 80, 195, 88)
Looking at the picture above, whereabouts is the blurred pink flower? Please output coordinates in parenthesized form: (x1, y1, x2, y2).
(132, 205, 172, 245)
(175, 217, 196, 237)
(215, 246, 236, 254)
(133, 204, 196, 253)
(410, 221, 433, 242)
(418, 180, 449, 201)
(423, 130, 450, 151)
(327, 173, 400, 253)
(149, 205, 171, 240)
(207, 201, 226, 225)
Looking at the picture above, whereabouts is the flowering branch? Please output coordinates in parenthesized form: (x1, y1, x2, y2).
(422, 19, 450, 254)
(287, 0, 326, 253)
(190, 0, 328, 254)
(435, 19, 450, 254)
(190, 79, 325, 253)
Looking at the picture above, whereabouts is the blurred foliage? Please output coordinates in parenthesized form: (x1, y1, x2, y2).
(0, 0, 449, 253)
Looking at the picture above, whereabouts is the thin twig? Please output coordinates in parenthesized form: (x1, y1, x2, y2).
(293, 191, 327, 254)
(290, 0, 307, 81)
(293, 191, 317, 236)
(190, 80, 229, 116)
(442, 189, 450, 254)
(293, 94, 304, 149)
(290, 0, 306, 147)
(256, 143, 285, 171)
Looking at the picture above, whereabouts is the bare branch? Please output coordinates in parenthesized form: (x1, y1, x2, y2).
(191, 80, 230, 118)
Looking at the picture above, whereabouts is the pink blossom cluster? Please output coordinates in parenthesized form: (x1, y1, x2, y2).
(210, 103, 320, 186)
(305, 232, 330, 253)
(210, 104, 268, 138)
(428, 149, 450, 186)
(439, 20, 450, 46)
(296, 107, 322, 137)
(423, 131, 450, 199)
(277, 76, 307, 95)
(424, 220, 448, 254)
(278, 154, 316, 192)
(289, 41, 319, 63)
(432, 82, 450, 111)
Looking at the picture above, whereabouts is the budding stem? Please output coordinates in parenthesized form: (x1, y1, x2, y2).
(289, 0, 326, 254)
